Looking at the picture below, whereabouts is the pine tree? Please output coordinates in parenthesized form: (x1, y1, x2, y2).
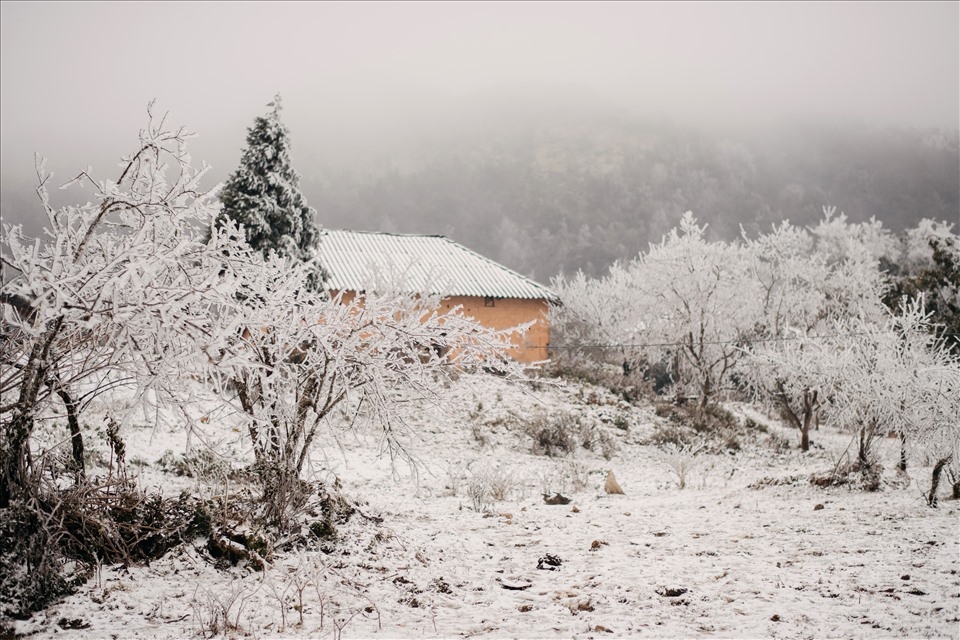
(216, 94, 322, 286)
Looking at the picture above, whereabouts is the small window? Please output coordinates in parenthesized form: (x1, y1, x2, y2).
(484, 296, 496, 307)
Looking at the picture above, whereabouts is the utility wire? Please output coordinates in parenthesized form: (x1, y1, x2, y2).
(533, 330, 960, 351)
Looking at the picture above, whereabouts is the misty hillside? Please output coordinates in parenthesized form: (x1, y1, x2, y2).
(308, 115, 959, 281)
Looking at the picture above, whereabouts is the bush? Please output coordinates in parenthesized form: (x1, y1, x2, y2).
(157, 448, 231, 481)
(645, 422, 695, 448)
(656, 442, 704, 490)
(523, 410, 618, 459)
(526, 412, 581, 457)
(0, 501, 82, 619)
(647, 402, 745, 454)
(809, 460, 883, 492)
(0, 479, 211, 619)
(53, 480, 210, 565)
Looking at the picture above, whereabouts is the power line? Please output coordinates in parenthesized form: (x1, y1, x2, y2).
(535, 329, 960, 351)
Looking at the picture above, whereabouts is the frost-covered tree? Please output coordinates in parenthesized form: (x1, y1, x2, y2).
(741, 332, 833, 454)
(885, 219, 960, 351)
(0, 102, 241, 506)
(550, 264, 643, 377)
(218, 268, 529, 528)
(739, 217, 888, 451)
(552, 212, 759, 410)
(826, 300, 960, 502)
(215, 94, 322, 286)
(627, 213, 758, 410)
(809, 206, 901, 266)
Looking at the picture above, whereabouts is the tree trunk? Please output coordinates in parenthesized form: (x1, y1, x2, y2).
(1, 412, 34, 508)
(56, 388, 85, 482)
(858, 424, 871, 468)
(697, 375, 711, 416)
(928, 457, 950, 507)
(799, 390, 817, 453)
(898, 433, 907, 472)
(672, 351, 682, 405)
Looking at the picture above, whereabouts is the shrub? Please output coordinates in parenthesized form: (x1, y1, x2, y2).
(526, 412, 581, 457)
(523, 410, 618, 459)
(466, 464, 521, 504)
(809, 459, 883, 492)
(0, 501, 82, 619)
(645, 423, 695, 448)
(0, 479, 212, 619)
(656, 442, 704, 490)
(157, 448, 231, 481)
(466, 478, 490, 513)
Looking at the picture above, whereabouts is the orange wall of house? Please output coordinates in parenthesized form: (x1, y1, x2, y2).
(332, 291, 550, 364)
(441, 296, 550, 364)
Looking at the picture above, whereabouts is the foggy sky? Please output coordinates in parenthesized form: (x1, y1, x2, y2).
(2, 1, 958, 214)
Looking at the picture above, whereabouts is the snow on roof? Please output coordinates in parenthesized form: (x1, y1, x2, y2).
(316, 229, 559, 302)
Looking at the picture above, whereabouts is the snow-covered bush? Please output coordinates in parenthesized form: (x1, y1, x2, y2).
(465, 462, 521, 505)
(656, 441, 704, 490)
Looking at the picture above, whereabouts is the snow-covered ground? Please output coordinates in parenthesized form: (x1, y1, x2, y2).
(10, 373, 960, 639)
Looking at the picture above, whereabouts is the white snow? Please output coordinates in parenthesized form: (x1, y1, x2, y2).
(11, 373, 960, 639)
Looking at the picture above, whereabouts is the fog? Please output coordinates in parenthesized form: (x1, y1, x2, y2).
(2, 1, 958, 272)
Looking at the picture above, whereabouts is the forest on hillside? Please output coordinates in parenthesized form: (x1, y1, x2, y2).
(310, 116, 959, 281)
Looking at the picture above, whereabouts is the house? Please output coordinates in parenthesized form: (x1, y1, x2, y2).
(315, 229, 560, 364)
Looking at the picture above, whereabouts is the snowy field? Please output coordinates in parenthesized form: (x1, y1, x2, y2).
(11, 373, 959, 639)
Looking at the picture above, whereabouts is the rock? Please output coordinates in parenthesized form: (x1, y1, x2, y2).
(814, 503, 825, 511)
(605, 470, 625, 495)
(537, 553, 562, 570)
(544, 493, 571, 505)
(501, 580, 532, 591)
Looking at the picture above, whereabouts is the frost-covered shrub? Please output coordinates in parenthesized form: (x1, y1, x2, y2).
(657, 442, 704, 490)
(465, 477, 490, 513)
(809, 459, 882, 493)
(0, 502, 80, 618)
(157, 448, 231, 481)
(645, 422, 693, 448)
(647, 402, 737, 448)
(525, 412, 580, 457)
(466, 463, 521, 503)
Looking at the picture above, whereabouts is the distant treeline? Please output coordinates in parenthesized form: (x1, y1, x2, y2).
(311, 118, 959, 282)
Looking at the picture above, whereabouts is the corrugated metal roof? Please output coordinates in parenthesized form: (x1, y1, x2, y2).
(316, 229, 560, 302)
